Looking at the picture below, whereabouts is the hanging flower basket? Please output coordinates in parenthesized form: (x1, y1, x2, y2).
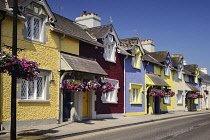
(187, 92, 203, 99)
(100, 82, 115, 93)
(62, 79, 85, 92)
(0, 52, 40, 80)
(149, 89, 166, 98)
(165, 91, 175, 97)
(85, 80, 101, 91)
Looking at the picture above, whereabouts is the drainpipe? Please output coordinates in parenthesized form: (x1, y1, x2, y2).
(0, 9, 6, 131)
(124, 55, 128, 116)
(58, 34, 65, 124)
(0, 10, 6, 51)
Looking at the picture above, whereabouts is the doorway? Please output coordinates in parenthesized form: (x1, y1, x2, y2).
(63, 90, 73, 121)
(83, 91, 89, 118)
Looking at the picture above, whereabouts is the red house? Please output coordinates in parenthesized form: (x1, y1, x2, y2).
(76, 12, 128, 118)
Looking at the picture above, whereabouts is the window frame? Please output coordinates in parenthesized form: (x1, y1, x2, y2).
(26, 15, 42, 42)
(103, 34, 117, 63)
(163, 96, 170, 104)
(131, 46, 141, 69)
(129, 83, 142, 104)
(177, 90, 183, 104)
(17, 69, 52, 102)
(101, 78, 119, 104)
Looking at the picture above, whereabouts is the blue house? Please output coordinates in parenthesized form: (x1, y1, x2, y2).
(120, 37, 146, 116)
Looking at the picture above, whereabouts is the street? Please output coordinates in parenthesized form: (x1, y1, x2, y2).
(69, 113, 210, 140)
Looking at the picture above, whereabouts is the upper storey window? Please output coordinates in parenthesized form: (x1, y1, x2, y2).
(131, 46, 141, 69)
(103, 34, 116, 63)
(164, 57, 171, 76)
(26, 16, 42, 41)
(21, 2, 51, 44)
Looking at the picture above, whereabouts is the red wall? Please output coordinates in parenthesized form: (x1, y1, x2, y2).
(79, 41, 124, 114)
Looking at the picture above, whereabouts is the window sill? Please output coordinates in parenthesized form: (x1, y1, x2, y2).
(102, 101, 118, 104)
(130, 102, 142, 104)
(18, 99, 50, 103)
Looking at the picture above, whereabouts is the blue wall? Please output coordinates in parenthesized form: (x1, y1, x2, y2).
(125, 57, 145, 113)
(144, 62, 154, 73)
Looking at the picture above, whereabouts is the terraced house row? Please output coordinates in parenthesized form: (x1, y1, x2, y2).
(0, 0, 210, 130)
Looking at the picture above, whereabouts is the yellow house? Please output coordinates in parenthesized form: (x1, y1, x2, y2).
(148, 51, 175, 114)
(171, 54, 185, 111)
(0, 0, 60, 130)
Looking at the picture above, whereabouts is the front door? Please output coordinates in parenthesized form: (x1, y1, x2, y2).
(154, 97, 160, 114)
(83, 91, 89, 117)
(63, 90, 72, 121)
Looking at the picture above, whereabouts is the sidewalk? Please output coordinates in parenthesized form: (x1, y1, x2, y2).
(1, 110, 210, 140)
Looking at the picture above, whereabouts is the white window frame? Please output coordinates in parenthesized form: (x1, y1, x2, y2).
(20, 76, 45, 100)
(101, 78, 119, 104)
(163, 96, 170, 104)
(177, 90, 183, 104)
(17, 69, 52, 102)
(103, 34, 116, 63)
(26, 15, 42, 42)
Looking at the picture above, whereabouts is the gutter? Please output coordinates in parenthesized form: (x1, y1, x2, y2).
(124, 55, 128, 116)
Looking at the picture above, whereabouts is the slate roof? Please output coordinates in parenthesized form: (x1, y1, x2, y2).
(199, 71, 210, 83)
(148, 51, 169, 63)
(186, 82, 200, 92)
(183, 64, 198, 74)
(142, 49, 165, 67)
(147, 73, 169, 87)
(53, 13, 104, 48)
(120, 37, 139, 50)
(85, 24, 112, 39)
(171, 54, 183, 67)
(61, 52, 108, 76)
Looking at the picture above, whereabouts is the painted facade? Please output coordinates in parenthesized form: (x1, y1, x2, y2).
(0, 0, 59, 130)
(120, 37, 146, 116)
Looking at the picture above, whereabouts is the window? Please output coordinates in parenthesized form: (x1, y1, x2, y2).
(103, 34, 116, 63)
(101, 78, 119, 103)
(26, 16, 42, 41)
(18, 69, 52, 102)
(21, 76, 45, 99)
(163, 96, 170, 104)
(129, 83, 142, 104)
(177, 90, 183, 104)
(131, 46, 141, 69)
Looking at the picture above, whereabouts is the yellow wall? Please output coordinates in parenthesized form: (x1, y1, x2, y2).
(154, 65, 161, 75)
(160, 69, 175, 112)
(174, 71, 185, 111)
(61, 37, 79, 55)
(0, 9, 81, 123)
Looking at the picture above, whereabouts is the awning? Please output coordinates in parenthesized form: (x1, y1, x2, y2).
(146, 73, 169, 87)
(185, 83, 200, 92)
(61, 52, 108, 76)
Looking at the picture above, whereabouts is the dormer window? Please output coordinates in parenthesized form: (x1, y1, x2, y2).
(131, 46, 141, 69)
(26, 16, 42, 41)
(21, 2, 54, 44)
(164, 57, 171, 76)
(104, 34, 116, 63)
(178, 61, 183, 80)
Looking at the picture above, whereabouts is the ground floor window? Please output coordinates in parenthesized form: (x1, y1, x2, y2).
(129, 83, 142, 104)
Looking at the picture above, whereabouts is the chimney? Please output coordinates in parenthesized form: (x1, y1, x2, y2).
(200, 68, 208, 74)
(183, 60, 187, 65)
(141, 39, 155, 52)
(75, 12, 101, 28)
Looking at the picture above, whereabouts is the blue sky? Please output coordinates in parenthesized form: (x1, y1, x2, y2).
(48, 0, 210, 74)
